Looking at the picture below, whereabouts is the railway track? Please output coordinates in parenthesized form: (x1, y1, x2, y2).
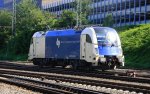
(0, 71, 104, 94)
(0, 61, 150, 84)
(0, 68, 149, 94)
(1, 61, 150, 77)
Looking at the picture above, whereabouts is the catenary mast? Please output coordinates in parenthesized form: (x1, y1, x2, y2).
(12, 0, 16, 36)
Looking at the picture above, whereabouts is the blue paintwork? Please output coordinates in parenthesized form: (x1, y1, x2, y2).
(45, 29, 81, 59)
(46, 29, 80, 36)
(98, 46, 120, 56)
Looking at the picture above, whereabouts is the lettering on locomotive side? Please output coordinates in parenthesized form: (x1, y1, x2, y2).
(61, 41, 80, 44)
(56, 38, 79, 48)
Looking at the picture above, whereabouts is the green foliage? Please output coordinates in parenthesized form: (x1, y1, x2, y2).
(115, 25, 140, 32)
(10, 0, 54, 54)
(0, 10, 12, 26)
(103, 14, 114, 27)
(53, 10, 76, 28)
(0, 0, 55, 59)
(119, 24, 150, 69)
(0, 30, 9, 49)
(74, 0, 91, 25)
(0, 10, 12, 49)
(9, 0, 41, 54)
(16, 0, 48, 31)
(0, 51, 27, 61)
(54, 0, 92, 28)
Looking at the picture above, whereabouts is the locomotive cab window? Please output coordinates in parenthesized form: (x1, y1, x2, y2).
(94, 27, 119, 47)
(86, 34, 92, 43)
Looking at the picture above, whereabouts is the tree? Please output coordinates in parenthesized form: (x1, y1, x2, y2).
(16, 0, 48, 32)
(74, 0, 91, 25)
(0, 10, 12, 26)
(0, 10, 12, 49)
(54, 10, 76, 28)
(48, 0, 91, 28)
(10, 0, 55, 54)
(103, 14, 114, 27)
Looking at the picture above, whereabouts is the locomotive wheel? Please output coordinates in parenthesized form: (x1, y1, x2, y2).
(72, 63, 78, 70)
(102, 69, 105, 72)
(112, 65, 117, 70)
(110, 63, 117, 70)
(33, 59, 38, 65)
(33, 61, 37, 65)
(62, 65, 66, 68)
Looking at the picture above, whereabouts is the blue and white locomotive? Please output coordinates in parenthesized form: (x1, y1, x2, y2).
(28, 26, 124, 70)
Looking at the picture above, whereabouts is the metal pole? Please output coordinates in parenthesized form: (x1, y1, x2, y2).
(12, 0, 16, 36)
(79, 0, 82, 25)
(76, 0, 79, 26)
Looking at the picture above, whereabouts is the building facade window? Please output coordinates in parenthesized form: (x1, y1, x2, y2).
(43, 0, 150, 27)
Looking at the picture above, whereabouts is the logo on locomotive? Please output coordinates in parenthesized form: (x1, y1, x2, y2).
(56, 38, 60, 48)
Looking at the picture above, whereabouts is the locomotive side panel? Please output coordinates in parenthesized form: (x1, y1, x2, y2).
(45, 34, 81, 60)
(28, 32, 45, 60)
(34, 36, 45, 58)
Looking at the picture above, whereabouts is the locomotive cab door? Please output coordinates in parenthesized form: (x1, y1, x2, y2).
(33, 37, 36, 58)
(28, 37, 37, 59)
(80, 34, 86, 60)
(35, 37, 45, 58)
(80, 34, 93, 62)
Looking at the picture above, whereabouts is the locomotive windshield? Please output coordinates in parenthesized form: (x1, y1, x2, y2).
(94, 27, 120, 47)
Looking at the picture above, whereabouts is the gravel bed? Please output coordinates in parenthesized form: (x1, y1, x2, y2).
(109, 69, 150, 76)
(0, 82, 41, 94)
(39, 72, 150, 87)
(5, 74, 144, 94)
(0, 61, 33, 65)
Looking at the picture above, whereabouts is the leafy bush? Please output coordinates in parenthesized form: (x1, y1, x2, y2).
(0, 10, 12, 49)
(119, 24, 150, 69)
(0, 0, 55, 60)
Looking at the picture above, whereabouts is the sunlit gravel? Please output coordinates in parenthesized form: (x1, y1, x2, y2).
(0, 82, 41, 94)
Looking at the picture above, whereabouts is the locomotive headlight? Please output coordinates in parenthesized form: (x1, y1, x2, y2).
(99, 55, 104, 57)
(100, 57, 106, 62)
(99, 55, 106, 62)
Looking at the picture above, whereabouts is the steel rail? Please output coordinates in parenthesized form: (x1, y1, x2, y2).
(1, 61, 150, 78)
(0, 62, 150, 84)
(0, 74, 104, 94)
(0, 68, 149, 93)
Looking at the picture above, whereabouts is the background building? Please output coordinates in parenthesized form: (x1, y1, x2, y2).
(1, 0, 149, 26)
(0, 0, 42, 10)
(42, 0, 61, 6)
(0, 0, 4, 9)
(43, 0, 150, 27)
